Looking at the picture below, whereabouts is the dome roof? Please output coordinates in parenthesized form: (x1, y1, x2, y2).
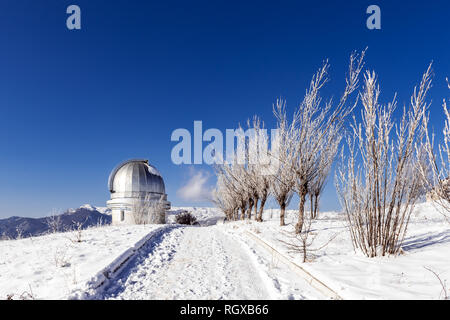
(108, 159, 166, 197)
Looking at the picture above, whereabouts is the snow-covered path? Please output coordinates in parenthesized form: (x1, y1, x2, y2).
(99, 226, 274, 299)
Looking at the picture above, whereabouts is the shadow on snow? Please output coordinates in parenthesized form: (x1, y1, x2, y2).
(98, 226, 184, 299)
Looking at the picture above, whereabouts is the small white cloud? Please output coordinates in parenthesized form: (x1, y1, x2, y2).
(177, 169, 213, 203)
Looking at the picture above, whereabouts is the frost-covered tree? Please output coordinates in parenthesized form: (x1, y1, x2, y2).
(271, 99, 296, 226)
(213, 157, 248, 221)
(308, 136, 340, 219)
(247, 116, 273, 222)
(212, 173, 239, 221)
(336, 64, 432, 257)
(256, 169, 272, 222)
(213, 117, 275, 222)
(213, 50, 365, 230)
(420, 78, 450, 219)
(292, 50, 365, 234)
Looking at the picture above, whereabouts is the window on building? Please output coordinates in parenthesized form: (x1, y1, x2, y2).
(120, 210, 125, 221)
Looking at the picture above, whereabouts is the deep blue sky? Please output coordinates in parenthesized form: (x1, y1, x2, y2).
(0, 0, 448, 218)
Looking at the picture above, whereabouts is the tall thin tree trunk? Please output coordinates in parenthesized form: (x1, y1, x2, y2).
(310, 195, 314, 219)
(303, 242, 307, 263)
(314, 193, 319, 219)
(280, 202, 286, 226)
(296, 185, 307, 234)
(247, 198, 254, 220)
(253, 198, 259, 220)
(257, 196, 266, 222)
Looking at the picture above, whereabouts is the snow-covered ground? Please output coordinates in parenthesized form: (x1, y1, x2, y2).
(1, 202, 448, 300)
(93, 225, 324, 300)
(222, 202, 450, 300)
(0, 224, 165, 299)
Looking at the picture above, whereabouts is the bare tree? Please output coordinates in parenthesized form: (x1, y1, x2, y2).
(213, 126, 261, 222)
(420, 78, 450, 219)
(336, 64, 432, 257)
(212, 172, 239, 221)
(292, 50, 366, 234)
(271, 99, 296, 226)
(246, 116, 274, 222)
(212, 50, 364, 231)
(308, 133, 340, 219)
(220, 161, 247, 221)
(256, 171, 272, 222)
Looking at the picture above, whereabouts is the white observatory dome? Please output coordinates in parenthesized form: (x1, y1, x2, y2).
(107, 159, 170, 225)
(108, 159, 166, 198)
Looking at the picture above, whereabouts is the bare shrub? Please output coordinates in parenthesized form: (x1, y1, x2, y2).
(95, 217, 107, 228)
(65, 218, 87, 243)
(132, 194, 166, 224)
(175, 211, 198, 225)
(72, 221, 84, 243)
(45, 210, 62, 234)
(279, 214, 337, 263)
(336, 64, 432, 257)
(54, 246, 71, 268)
(7, 285, 35, 300)
(15, 226, 24, 240)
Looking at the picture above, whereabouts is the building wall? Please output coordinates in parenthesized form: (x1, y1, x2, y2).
(111, 207, 135, 225)
(107, 197, 167, 225)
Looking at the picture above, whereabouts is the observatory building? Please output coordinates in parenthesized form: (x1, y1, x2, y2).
(107, 159, 170, 225)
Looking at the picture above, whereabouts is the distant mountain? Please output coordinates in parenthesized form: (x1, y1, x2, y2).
(0, 205, 112, 240)
(67, 204, 111, 215)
